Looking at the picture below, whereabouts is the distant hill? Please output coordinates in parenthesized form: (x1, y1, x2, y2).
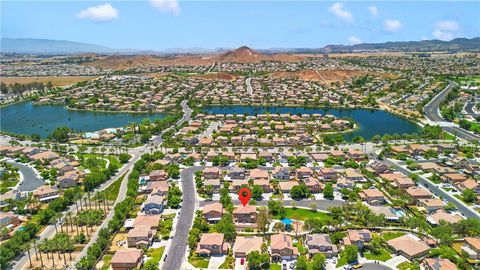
(319, 37, 480, 53)
(0, 38, 118, 54)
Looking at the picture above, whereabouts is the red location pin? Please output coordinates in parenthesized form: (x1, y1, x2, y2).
(238, 187, 251, 206)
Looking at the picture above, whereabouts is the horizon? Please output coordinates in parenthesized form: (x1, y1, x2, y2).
(2, 1, 480, 51)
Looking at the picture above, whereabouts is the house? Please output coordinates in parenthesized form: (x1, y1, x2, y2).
(33, 186, 60, 202)
(359, 188, 385, 205)
(368, 161, 389, 175)
(29, 151, 59, 161)
(203, 167, 220, 179)
(228, 167, 245, 180)
(455, 179, 479, 193)
(202, 202, 223, 223)
(393, 177, 415, 190)
(278, 181, 299, 193)
(233, 205, 257, 228)
(111, 248, 143, 270)
(132, 215, 161, 229)
(306, 234, 338, 258)
(58, 170, 85, 188)
(253, 179, 271, 192)
(422, 258, 457, 270)
(418, 199, 445, 213)
(249, 169, 269, 181)
(461, 237, 480, 260)
(127, 225, 155, 248)
(259, 151, 273, 162)
(233, 236, 262, 257)
(272, 167, 289, 181)
(143, 194, 165, 214)
(347, 149, 364, 160)
(427, 210, 463, 225)
(296, 167, 312, 179)
(0, 190, 22, 208)
(149, 170, 167, 181)
(303, 177, 322, 193)
(342, 230, 372, 249)
(270, 233, 299, 262)
(387, 234, 430, 260)
(196, 233, 229, 256)
(145, 181, 169, 196)
(336, 178, 354, 190)
(344, 168, 364, 181)
(0, 212, 21, 229)
(406, 187, 432, 200)
(443, 173, 468, 183)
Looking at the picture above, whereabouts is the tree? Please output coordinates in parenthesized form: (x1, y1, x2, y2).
(344, 245, 358, 264)
(268, 200, 286, 218)
(462, 188, 476, 203)
(310, 253, 326, 270)
(290, 184, 310, 199)
(256, 207, 271, 235)
(50, 127, 70, 143)
(295, 255, 308, 270)
(323, 183, 334, 200)
(215, 213, 236, 242)
(142, 259, 159, 270)
(251, 185, 264, 200)
(369, 235, 384, 255)
(431, 222, 454, 245)
(246, 251, 270, 270)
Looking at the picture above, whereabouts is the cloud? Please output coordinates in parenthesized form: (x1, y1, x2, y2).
(76, 3, 119, 22)
(436, 20, 460, 31)
(150, 0, 180, 15)
(328, 3, 353, 22)
(433, 29, 454, 41)
(348, 36, 362, 45)
(384, 19, 403, 32)
(367, 6, 378, 18)
(432, 20, 460, 41)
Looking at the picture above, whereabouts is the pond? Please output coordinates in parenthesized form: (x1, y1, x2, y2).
(203, 106, 421, 141)
(1, 102, 166, 138)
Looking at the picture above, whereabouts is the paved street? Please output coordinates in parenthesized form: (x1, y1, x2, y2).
(5, 160, 44, 191)
(245, 77, 253, 95)
(162, 166, 203, 270)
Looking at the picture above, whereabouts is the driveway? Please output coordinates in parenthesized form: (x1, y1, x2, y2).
(208, 255, 227, 269)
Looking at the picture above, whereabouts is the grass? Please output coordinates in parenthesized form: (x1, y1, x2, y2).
(273, 208, 332, 221)
(100, 254, 112, 270)
(189, 254, 210, 269)
(147, 246, 166, 262)
(94, 173, 125, 201)
(269, 264, 282, 270)
(382, 231, 405, 241)
(336, 255, 348, 267)
(364, 249, 392, 262)
(397, 261, 417, 270)
(107, 155, 121, 168)
(218, 254, 234, 269)
(454, 194, 474, 205)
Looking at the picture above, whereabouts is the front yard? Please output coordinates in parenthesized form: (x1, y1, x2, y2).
(274, 208, 332, 222)
(364, 248, 392, 262)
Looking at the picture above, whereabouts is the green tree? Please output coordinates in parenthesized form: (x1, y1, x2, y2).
(462, 188, 476, 203)
(344, 245, 358, 264)
(310, 253, 326, 270)
(251, 185, 264, 200)
(215, 213, 236, 242)
(50, 127, 70, 143)
(295, 255, 308, 270)
(256, 207, 271, 235)
(323, 183, 334, 200)
(246, 251, 270, 270)
(142, 259, 159, 270)
(290, 184, 310, 199)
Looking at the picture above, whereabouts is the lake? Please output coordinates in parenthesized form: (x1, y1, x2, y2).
(203, 106, 421, 141)
(1, 102, 166, 138)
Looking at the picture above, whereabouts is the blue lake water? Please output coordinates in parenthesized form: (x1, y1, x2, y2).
(1, 102, 166, 138)
(203, 105, 421, 141)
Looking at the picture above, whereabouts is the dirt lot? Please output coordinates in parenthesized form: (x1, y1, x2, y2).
(0, 76, 97, 86)
(270, 69, 396, 83)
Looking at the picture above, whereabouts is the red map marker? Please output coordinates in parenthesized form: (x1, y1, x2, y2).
(238, 187, 251, 206)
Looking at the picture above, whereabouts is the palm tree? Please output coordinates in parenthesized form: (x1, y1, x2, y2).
(24, 242, 33, 269)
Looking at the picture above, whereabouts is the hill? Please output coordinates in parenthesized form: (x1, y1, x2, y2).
(0, 38, 118, 54)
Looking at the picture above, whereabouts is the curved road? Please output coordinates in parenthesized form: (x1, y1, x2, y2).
(5, 160, 44, 192)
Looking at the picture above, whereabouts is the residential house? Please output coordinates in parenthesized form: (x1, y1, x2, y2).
(422, 258, 457, 270)
(143, 194, 165, 214)
(305, 234, 338, 258)
(233, 236, 262, 257)
(427, 210, 463, 225)
(270, 233, 299, 262)
(272, 167, 289, 181)
(387, 234, 430, 260)
(342, 230, 372, 249)
(203, 202, 223, 223)
(149, 170, 167, 181)
(196, 233, 229, 256)
(127, 226, 155, 248)
(233, 205, 257, 228)
(296, 167, 312, 179)
(111, 249, 143, 270)
(33, 186, 60, 202)
(406, 187, 433, 201)
(203, 167, 220, 179)
(303, 177, 322, 193)
(461, 237, 480, 260)
(359, 188, 385, 205)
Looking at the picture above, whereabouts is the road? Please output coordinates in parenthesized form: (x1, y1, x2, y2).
(423, 81, 480, 142)
(464, 102, 480, 118)
(245, 77, 253, 95)
(162, 166, 203, 270)
(383, 159, 480, 219)
(199, 199, 345, 212)
(5, 160, 44, 192)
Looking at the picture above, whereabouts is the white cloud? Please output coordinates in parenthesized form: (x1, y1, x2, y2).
(436, 20, 460, 31)
(367, 6, 378, 18)
(76, 3, 119, 22)
(384, 19, 403, 32)
(328, 3, 353, 22)
(348, 36, 362, 45)
(433, 29, 454, 41)
(150, 0, 180, 15)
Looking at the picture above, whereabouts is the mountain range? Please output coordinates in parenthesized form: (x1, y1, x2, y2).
(1, 37, 479, 54)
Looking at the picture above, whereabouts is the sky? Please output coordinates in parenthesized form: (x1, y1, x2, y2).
(1, 1, 479, 50)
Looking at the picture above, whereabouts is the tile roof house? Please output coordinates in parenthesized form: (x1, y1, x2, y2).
(461, 237, 480, 260)
(133, 214, 161, 229)
(342, 229, 372, 249)
(359, 188, 385, 205)
(149, 170, 167, 181)
(406, 187, 433, 201)
(127, 225, 155, 248)
(233, 236, 262, 258)
(303, 177, 323, 193)
(203, 167, 220, 179)
(387, 234, 430, 260)
(196, 233, 229, 256)
(142, 194, 165, 214)
(233, 205, 257, 229)
(422, 258, 457, 270)
(202, 202, 223, 223)
(249, 169, 269, 181)
(271, 233, 299, 262)
(306, 234, 338, 258)
(33, 186, 60, 202)
(427, 210, 463, 225)
(418, 198, 446, 213)
(111, 248, 143, 270)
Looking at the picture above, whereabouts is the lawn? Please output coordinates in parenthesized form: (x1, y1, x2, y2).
(94, 173, 125, 201)
(382, 231, 405, 241)
(269, 264, 281, 270)
(189, 254, 210, 269)
(336, 255, 348, 267)
(454, 194, 473, 205)
(364, 248, 392, 262)
(100, 254, 112, 270)
(274, 208, 332, 221)
(219, 254, 234, 269)
(397, 261, 417, 270)
(147, 246, 166, 261)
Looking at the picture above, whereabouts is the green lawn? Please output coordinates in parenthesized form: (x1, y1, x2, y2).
(269, 264, 281, 270)
(454, 194, 474, 205)
(94, 173, 125, 201)
(382, 231, 405, 241)
(189, 254, 210, 269)
(364, 249, 392, 262)
(397, 261, 417, 270)
(100, 254, 112, 270)
(218, 254, 234, 269)
(336, 255, 348, 267)
(147, 246, 166, 262)
(274, 208, 332, 221)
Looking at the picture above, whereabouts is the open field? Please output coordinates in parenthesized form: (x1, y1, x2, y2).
(0, 76, 97, 86)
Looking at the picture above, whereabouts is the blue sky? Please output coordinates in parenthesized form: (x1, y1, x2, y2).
(1, 1, 479, 50)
